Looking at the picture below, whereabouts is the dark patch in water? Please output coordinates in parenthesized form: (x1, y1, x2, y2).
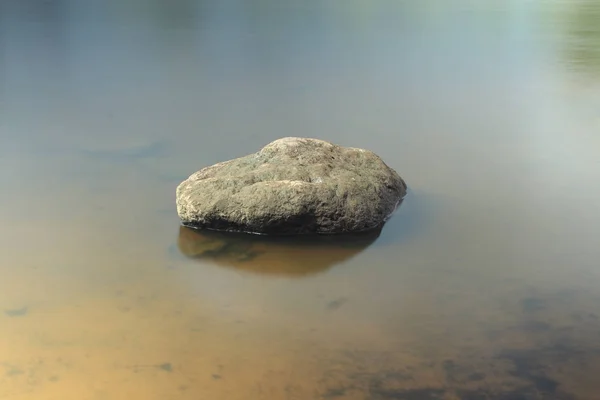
(495, 346, 581, 399)
(318, 347, 582, 400)
(519, 320, 551, 333)
(129, 362, 173, 373)
(80, 140, 171, 161)
(442, 359, 487, 384)
(442, 359, 457, 380)
(4, 366, 24, 376)
(468, 372, 486, 381)
(323, 387, 346, 397)
(317, 368, 575, 400)
(366, 369, 444, 399)
(366, 383, 572, 400)
(369, 387, 445, 400)
(158, 362, 172, 372)
(571, 313, 584, 321)
(456, 388, 539, 400)
(520, 297, 546, 313)
(4, 307, 28, 317)
(326, 297, 348, 310)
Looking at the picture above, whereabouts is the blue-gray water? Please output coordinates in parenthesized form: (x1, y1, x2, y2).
(1, 1, 600, 399)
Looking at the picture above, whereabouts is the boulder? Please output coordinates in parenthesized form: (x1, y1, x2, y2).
(176, 137, 407, 235)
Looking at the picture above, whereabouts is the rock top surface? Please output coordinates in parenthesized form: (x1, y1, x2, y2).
(176, 137, 407, 235)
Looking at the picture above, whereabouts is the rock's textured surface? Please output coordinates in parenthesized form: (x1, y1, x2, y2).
(176, 137, 407, 235)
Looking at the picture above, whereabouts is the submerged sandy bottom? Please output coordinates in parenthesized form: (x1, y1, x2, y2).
(1, 211, 600, 400)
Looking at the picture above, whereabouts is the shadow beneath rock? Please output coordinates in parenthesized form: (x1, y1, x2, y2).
(175, 225, 381, 278)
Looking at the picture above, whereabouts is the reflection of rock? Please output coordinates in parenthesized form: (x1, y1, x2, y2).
(176, 225, 381, 277)
(176, 137, 406, 235)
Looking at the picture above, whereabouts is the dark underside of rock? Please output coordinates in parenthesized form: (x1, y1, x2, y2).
(176, 137, 407, 235)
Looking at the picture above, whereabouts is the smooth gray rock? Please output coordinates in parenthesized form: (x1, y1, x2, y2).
(176, 137, 407, 235)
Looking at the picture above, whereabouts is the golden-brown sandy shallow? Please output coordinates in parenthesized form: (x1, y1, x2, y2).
(2, 212, 600, 400)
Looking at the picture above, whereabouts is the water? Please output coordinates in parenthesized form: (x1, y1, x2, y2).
(1, 0, 600, 399)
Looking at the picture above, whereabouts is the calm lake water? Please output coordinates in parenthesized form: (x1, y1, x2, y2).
(1, 1, 600, 399)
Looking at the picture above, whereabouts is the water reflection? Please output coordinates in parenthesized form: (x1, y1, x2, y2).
(1, 0, 600, 399)
(176, 225, 381, 277)
(0, 0, 70, 105)
(146, 0, 198, 30)
(561, 0, 600, 75)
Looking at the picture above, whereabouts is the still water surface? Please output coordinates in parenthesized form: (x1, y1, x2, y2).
(1, 1, 600, 399)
